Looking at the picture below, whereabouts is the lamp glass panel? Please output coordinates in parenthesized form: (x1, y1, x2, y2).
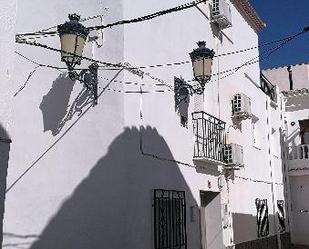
(192, 59, 204, 79)
(60, 33, 86, 67)
(203, 58, 213, 78)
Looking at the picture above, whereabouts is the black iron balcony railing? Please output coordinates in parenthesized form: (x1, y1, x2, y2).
(192, 111, 226, 162)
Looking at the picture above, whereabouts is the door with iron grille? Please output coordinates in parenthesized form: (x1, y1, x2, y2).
(153, 189, 187, 249)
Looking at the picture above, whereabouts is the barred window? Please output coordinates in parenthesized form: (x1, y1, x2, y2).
(154, 189, 187, 249)
(255, 198, 269, 237)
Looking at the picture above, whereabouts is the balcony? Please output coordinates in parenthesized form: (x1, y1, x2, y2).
(287, 145, 309, 175)
(192, 111, 226, 165)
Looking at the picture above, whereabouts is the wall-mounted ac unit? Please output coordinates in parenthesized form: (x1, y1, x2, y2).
(232, 93, 252, 119)
(211, 0, 232, 29)
(223, 143, 244, 169)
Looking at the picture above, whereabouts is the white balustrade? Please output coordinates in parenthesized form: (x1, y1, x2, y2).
(287, 144, 309, 160)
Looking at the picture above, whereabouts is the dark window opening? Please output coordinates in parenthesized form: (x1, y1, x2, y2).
(299, 120, 309, 144)
(154, 189, 187, 249)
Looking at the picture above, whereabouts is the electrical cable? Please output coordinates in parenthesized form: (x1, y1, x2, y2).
(99, 31, 304, 70)
(15, 0, 206, 38)
(16, 26, 308, 73)
(138, 85, 196, 168)
(19, 14, 107, 41)
(234, 175, 283, 186)
(6, 68, 125, 194)
(15, 26, 308, 95)
(14, 66, 41, 97)
(214, 27, 308, 82)
(15, 51, 67, 70)
(16, 38, 123, 68)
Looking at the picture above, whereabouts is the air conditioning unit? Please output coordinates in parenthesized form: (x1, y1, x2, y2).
(232, 93, 252, 119)
(223, 143, 244, 169)
(211, 0, 232, 29)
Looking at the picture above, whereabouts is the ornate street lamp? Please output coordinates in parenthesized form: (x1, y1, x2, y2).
(58, 14, 89, 71)
(189, 41, 215, 93)
(58, 14, 98, 105)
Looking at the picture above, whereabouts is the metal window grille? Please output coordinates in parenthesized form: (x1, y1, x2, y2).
(212, 0, 220, 16)
(255, 198, 270, 237)
(232, 94, 242, 115)
(192, 111, 226, 162)
(154, 189, 187, 249)
(223, 144, 233, 164)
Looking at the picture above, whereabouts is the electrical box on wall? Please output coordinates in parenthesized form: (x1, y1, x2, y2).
(223, 143, 244, 169)
(231, 93, 252, 120)
(211, 0, 232, 29)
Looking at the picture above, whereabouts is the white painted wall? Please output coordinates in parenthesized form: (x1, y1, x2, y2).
(122, 0, 286, 248)
(1, 0, 288, 249)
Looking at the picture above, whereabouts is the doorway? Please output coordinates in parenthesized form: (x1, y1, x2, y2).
(290, 176, 309, 246)
(200, 191, 224, 249)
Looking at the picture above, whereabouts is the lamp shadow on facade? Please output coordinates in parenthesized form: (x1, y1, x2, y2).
(0, 124, 11, 246)
(175, 97, 190, 128)
(27, 126, 200, 249)
(39, 74, 94, 136)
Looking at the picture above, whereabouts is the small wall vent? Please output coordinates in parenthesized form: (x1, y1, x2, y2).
(211, 0, 232, 29)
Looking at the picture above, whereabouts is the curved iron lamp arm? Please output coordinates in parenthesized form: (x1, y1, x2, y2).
(68, 63, 99, 105)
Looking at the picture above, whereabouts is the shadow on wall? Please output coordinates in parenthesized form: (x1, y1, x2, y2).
(40, 74, 94, 136)
(26, 126, 200, 249)
(233, 212, 291, 249)
(0, 125, 11, 246)
(286, 96, 309, 113)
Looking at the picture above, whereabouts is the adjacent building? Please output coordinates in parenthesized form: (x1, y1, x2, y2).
(263, 63, 309, 247)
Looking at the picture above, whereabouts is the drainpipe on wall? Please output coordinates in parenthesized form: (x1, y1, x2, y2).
(287, 66, 293, 91)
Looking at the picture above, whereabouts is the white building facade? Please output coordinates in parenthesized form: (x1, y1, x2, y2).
(263, 63, 309, 247)
(0, 1, 291, 249)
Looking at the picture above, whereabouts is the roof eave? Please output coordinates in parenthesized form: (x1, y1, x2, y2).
(230, 0, 266, 33)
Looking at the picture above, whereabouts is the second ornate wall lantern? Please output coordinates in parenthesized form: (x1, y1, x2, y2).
(189, 41, 215, 93)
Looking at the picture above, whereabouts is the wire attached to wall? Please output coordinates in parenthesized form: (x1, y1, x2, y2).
(138, 85, 196, 168)
(234, 175, 283, 186)
(16, 0, 206, 39)
(217, 28, 307, 81)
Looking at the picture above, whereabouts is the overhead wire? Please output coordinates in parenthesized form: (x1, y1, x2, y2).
(212, 27, 308, 82)
(15, 0, 206, 39)
(99, 30, 306, 70)
(15, 23, 308, 95)
(14, 30, 303, 95)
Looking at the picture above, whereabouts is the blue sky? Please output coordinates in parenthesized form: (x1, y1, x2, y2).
(249, 0, 309, 69)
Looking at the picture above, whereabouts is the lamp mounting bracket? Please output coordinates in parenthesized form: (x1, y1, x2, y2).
(174, 77, 204, 98)
(68, 63, 99, 105)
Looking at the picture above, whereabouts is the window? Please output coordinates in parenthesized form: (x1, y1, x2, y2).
(299, 120, 309, 144)
(154, 189, 187, 249)
(255, 198, 269, 237)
